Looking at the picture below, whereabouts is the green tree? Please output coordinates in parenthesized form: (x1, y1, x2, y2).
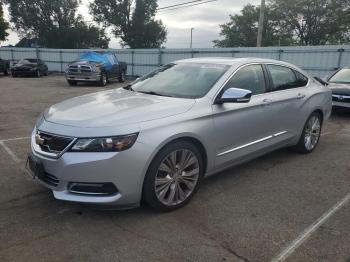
(270, 0, 350, 45)
(4, 0, 109, 48)
(215, 0, 350, 47)
(213, 4, 293, 47)
(90, 0, 167, 48)
(0, 2, 9, 42)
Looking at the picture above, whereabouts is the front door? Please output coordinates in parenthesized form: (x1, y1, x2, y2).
(212, 64, 277, 168)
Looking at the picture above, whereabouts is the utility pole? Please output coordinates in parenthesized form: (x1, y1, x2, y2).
(190, 28, 194, 49)
(256, 0, 265, 47)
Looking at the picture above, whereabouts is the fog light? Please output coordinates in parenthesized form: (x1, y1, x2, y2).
(68, 182, 118, 196)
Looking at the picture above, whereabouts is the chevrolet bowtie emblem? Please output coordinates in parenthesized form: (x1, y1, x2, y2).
(338, 96, 344, 100)
(35, 134, 45, 145)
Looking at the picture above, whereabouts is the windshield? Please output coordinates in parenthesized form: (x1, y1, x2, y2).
(130, 63, 229, 98)
(329, 68, 350, 83)
(18, 59, 37, 64)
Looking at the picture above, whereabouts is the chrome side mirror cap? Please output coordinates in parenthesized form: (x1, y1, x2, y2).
(216, 87, 252, 104)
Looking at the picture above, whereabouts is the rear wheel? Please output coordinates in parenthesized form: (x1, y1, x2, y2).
(118, 70, 126, 83)
(67, 80, 77, 86)
(99, 72, 108, 86)
(294, 112, 322, 153)
(143, 141, 203, 211)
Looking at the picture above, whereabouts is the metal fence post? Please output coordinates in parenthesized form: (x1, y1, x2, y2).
(36, 47, 40, 59)
(278, 49, 283, 60)
(131, 50, 134, 77)
(337, 48, 344, 69)
(59, 50, 63, 73)
(10, 48, 14, 63)
(158, 49, 162, 66)
(191, 49, 194, 58)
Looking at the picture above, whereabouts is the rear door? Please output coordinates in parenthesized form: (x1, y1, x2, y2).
(264, 64, 309, 139)
(212, 64, 280, 168)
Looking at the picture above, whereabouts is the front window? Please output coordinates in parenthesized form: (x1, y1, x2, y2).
(18, 59, 38, 64)
(129, 63, 229, 98)
(329, 68, 350, 83)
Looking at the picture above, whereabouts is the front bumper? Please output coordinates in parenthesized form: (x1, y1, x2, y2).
(29, 131, 154, 206)
(12, 69, 36, 76)
(65, 72, 101, 82)
(332, 94, 350, 108)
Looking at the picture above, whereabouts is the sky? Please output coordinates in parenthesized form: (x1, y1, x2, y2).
(2, 0, 261, 48)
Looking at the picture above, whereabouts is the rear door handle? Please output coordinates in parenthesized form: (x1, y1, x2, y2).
(261, 98, 273, 106)
(296, 93, 306, 100)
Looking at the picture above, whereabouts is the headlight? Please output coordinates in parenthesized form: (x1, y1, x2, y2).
(69, 133, 138, 152)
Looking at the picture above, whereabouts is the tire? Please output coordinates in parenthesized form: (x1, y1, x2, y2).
(44, 70, 48, 76)
(118, 70, 126, 83)
(67, 80, 77, 86)
(294, 112, 322, 154)
(99, 72, 108, 86)
(11, 71, 17, 77)
(36, 70, 41, 78)
(143, 140, 204, 212)
(4, 67, 9, 76)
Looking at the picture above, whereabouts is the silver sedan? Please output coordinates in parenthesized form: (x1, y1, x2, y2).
(27, 58, 332, 211)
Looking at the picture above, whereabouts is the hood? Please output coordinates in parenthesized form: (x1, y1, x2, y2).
(328, 82, 350, 95)
(44, 89, 195, 128)
(69, 60, 103, 67)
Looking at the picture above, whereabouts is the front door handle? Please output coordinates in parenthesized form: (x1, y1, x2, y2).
(296, 93, 306, 100)
(262, 98, 273, 106)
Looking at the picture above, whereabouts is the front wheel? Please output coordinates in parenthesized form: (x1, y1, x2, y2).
(4, 67, 9, 76)
(67, 80, 77, 86)
(99, 72, 108, 86)
(36, 70, 41, 78)
(294, 112, 322, 154)
(143, 141, 203, 211)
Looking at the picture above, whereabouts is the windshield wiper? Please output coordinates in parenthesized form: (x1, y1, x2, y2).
(123, 85, 134, 91)
(137, 90, 174, 97)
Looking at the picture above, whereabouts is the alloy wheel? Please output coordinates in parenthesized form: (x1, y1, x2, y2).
(155, 149, 200, 206)
(304, 115, 321, 151)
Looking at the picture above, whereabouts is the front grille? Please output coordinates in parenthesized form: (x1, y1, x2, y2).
(68, 65, 92, 74)
(40, 172, 60, 187)
(36, 131, 74, 154)
(332, 94, 350, 103)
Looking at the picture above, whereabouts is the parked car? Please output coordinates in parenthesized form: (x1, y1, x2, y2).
(11, 58, 48, 77)
(0, 57, 10, 76)
(27, 58, 332, 211)
(324, 67, 350, 108)
(65, 51, 127, 86)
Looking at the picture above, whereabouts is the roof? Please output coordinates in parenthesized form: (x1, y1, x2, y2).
(175, 57, 292, 66)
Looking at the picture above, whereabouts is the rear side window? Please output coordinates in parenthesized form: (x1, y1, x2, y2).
(294, 70, 308, 87)
(223, 64, 267, 95)
(268, 65, 307, 91)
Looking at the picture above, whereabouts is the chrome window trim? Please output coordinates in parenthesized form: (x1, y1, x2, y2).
(217, 131, 287, 157)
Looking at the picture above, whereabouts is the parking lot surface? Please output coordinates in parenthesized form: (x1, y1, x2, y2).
(0, 75, 349, 262)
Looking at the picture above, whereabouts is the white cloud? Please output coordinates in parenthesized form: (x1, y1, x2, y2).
(1, 0, 261, 48)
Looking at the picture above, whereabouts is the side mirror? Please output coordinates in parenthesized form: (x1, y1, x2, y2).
(216, 87, 252, 104)
(314, 77, 329, 86)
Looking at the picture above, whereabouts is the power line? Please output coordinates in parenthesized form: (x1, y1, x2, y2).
(157, 0, 208, 10)
(157, 0, 217, 14)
